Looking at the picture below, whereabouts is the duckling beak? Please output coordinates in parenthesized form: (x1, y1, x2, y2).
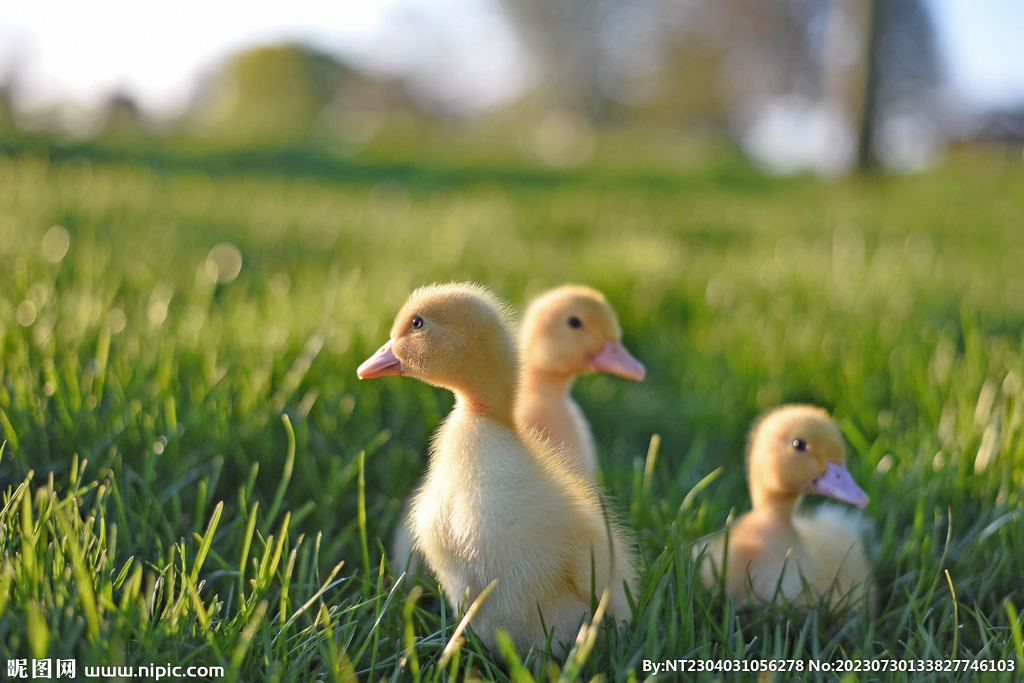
(590, 340, 646, 381)
(807, 461, 869, 508)
(357, 340, 404, 379)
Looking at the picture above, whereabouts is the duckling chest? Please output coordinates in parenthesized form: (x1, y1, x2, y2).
(413, 415, 561, 558)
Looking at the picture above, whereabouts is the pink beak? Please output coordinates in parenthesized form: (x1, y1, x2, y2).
(590, 340, 646, 381)
(357, 340, 404, 379)
(807, 461, 869, 508)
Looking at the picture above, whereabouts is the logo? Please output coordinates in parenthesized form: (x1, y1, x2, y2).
(5, 660, 75, 679)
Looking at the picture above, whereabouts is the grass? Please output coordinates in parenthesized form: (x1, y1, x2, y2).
(0, 136, 1022, 681)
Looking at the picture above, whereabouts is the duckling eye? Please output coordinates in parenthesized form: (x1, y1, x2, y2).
(792, 438, 809, 452)
(568, 316, 583, 329)
(411, 316, 424, 330)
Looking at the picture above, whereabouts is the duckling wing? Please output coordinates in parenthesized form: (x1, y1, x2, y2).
(792, 505, 873, 607)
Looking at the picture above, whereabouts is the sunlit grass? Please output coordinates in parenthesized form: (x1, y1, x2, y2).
(0, 140, 1022, 681)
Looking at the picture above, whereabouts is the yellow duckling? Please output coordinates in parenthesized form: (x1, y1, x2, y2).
(359, 283, 637, 651)
(697, 405, 873, 609)
(516, 285, 646, 481)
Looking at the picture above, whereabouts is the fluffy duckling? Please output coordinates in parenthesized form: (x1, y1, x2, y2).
(359, 283, 637, 652)
(697, 405, 873, 610)
(516, 285, 646, 481)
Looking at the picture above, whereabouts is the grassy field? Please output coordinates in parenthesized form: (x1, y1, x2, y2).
(0, 136, 1023, 681)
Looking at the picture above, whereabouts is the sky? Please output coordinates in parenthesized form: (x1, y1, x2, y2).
(929, 0, 1024, 110)
(0, 0, 1022, 118)
(0, 0, 532, 116)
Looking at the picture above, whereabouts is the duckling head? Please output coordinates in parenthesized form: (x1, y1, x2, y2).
(747, 405, 869, 510)
(357, 283, 519, 416)
(520, 285, 645, 381)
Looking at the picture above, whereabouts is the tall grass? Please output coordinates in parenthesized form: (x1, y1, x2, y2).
(0, 140, 1022, 680)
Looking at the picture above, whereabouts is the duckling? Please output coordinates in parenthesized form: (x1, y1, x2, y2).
(359, 283, 637, 652)
(696, 405, 873, 610)
(516, 285, 646, 481)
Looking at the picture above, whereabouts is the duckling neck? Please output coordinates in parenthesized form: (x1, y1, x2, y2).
(750, 489, 801, 523)
(453, 376, 518, 425)
(521, 366, 576, 399)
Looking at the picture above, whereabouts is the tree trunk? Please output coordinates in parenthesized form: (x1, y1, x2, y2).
(857, 0, 883, 173)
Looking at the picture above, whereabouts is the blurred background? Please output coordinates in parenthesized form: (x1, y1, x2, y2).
(1, 1, 1024, 671)
(1, 0, 1022, 174)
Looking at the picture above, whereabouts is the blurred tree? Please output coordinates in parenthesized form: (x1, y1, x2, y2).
(0, 59, 20, 132)
(504, 0, 942, 172)
(690, 0, 819, 111)
(502, 0, 685, 122)
(857, 0, 942, 172)
(190, 43, 408, 145)
(857, 0, 882, 172)
(97, 90, 145, 140)
(192, 44, 343, 143)
(502, 0, 823, 125)
(625, 0, 819, 128)
(636, 40, 724, 127)
(0, 83, 13, 131)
